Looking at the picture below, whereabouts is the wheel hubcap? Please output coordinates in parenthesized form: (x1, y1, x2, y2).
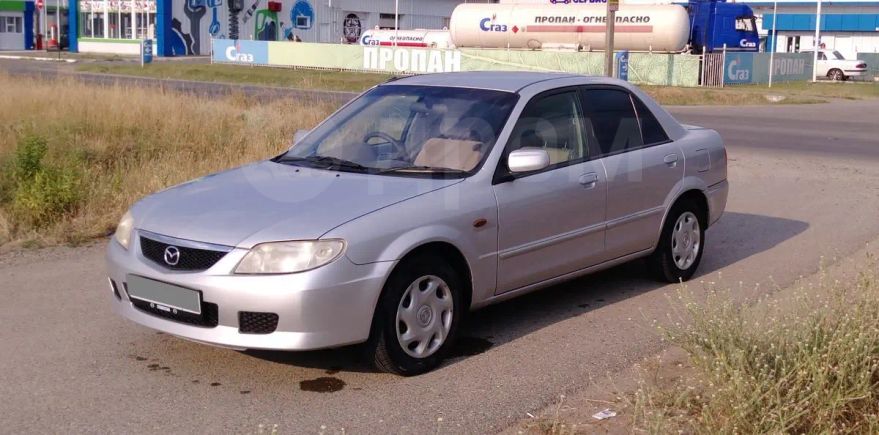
(396, 275, 453, 359)
(416, 305, 433, 326)
(671, 211, 701, 270)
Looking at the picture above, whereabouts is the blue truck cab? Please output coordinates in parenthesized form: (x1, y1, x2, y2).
(688, 0, 759, 53)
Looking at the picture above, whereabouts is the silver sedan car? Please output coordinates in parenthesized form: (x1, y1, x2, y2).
(107, 72, 728, 375)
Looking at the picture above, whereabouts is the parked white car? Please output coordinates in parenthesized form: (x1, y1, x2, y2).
(801, 49, 868, 81)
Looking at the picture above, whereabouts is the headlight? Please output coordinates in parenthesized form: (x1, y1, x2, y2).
(235, 240, 346, 274)
(114, 211, 134, 250)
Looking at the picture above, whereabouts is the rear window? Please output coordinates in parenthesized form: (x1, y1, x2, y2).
(632, 97, 670, 145)
(581, 89, 642, 156)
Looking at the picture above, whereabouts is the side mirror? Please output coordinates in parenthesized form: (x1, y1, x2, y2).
(291, 129, 311, 148)
(507, 148, 550, 173)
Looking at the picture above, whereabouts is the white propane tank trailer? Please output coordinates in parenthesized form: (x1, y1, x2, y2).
(449, 3, 690, 52)
(359, 29, 455, 49)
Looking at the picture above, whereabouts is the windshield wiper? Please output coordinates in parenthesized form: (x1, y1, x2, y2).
(379, 165, 468, 175)
(275, 155, 369, 171)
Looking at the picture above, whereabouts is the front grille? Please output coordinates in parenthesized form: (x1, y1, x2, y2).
(239, 312, 279, 334)
(131, 298, 219, 328)
(140, 236, 227, 271)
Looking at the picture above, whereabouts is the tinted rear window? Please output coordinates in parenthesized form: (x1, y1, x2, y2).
(581, 89, 642, 156)
(632, 97, 670, 145)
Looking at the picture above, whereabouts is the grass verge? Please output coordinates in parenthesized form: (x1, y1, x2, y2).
(0, 73, 337, 249)
(77, 62, 394, 93)
(641, 85, 825, 106)
(740, 80, 879, 100)
(633, 257, 879, 433)
(73, 61, 871, 105)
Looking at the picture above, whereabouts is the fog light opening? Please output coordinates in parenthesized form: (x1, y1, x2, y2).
(108, 278, 122, 300)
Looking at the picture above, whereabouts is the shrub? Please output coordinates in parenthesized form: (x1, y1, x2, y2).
(635, 262, 879, 433)
(11, 165, 82, 228)
(2, 135, 83, 229)
(11, 135, 48, 182)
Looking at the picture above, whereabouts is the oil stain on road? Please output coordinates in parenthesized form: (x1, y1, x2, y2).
(300, 377, 346, 393)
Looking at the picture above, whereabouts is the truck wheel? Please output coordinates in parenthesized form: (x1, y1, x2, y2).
(366, 254, 463, 376)
(828, 69, 845, 81)
(649, 200, 706, 283)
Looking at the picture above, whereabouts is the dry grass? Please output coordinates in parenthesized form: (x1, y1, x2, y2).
(0, 74, 337, 248)
(78, 62, 393, 93)
(641, 85, 825, 106)
(740, 80, 879, 100)
(76, 62, 850, 105)
(633, 258, 879, 433)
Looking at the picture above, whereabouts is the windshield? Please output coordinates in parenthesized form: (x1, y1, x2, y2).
(278, 85, 518, 176)
(735, 16, 756, 33)
(831, 50, 845, 60)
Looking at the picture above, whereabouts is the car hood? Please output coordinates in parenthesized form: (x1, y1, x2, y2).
(134, 161, 462, 248)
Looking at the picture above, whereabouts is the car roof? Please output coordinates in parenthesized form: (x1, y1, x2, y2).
(376, 71, 688, 142)
(383, 71, 616, 93)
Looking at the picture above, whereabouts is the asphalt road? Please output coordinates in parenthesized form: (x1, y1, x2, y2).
(2, 63, 879, 433)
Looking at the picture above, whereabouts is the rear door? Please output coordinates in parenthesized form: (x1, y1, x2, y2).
(580, 87, 683, 260)
(493, 89, 607, 294)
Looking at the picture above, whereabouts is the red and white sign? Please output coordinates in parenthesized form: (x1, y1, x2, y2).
(36, 0, 43, 9)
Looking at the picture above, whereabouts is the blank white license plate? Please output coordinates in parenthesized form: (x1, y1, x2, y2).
(126, 275, 202, 315)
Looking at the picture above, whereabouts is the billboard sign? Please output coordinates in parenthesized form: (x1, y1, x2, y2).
(142, 39, 153, 66)
(209, 40, 702, 86)
(212, 39, 270, 64)
(616, 50, 629, 81)
(724, 52, 754, 84)
(362, 47, 461, 73)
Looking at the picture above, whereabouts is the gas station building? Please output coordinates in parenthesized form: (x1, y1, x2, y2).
(0, 0, 35, 50)
(750, 0, 879, 57)
(1, 0, 878, 58)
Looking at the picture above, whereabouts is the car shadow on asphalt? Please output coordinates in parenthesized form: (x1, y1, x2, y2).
(241, 212, 808, 373)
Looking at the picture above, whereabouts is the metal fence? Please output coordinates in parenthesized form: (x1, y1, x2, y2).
(701, 50, 814, 86)
(210, 39, 823, 88)
(856, 53, 879, 82)
(210, 39, 704, 87)
(701, 53, 724, 87)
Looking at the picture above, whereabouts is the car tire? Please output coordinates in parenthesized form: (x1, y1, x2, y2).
(828, 69, 845, 81)
(366, 254, 464, 376)
(649, 200, 706, 283)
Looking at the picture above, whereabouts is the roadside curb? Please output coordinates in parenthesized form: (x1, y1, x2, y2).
(0, 55, 76, 63)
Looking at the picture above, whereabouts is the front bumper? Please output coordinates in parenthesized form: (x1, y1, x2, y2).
(106, 232, 394, 351)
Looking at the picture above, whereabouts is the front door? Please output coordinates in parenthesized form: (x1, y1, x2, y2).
(493, 90, 607, 294)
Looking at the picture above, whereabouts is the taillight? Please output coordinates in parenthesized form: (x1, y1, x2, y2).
(856, 63, 867, 69)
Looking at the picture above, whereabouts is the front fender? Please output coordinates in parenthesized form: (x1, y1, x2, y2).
(322, 181, 499, 307)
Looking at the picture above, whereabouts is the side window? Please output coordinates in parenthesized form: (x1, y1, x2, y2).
(818, 52, 827, 61)
(507, 91, 587, 166)
(632, 97, 670, 145)
(581, 89, 643, 156)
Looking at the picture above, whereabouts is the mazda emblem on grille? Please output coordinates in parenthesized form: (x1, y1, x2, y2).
(163, 246, 181, 266)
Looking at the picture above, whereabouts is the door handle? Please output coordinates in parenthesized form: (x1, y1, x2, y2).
(579, 173, 599, 189)
(663, 153, 679, 167)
